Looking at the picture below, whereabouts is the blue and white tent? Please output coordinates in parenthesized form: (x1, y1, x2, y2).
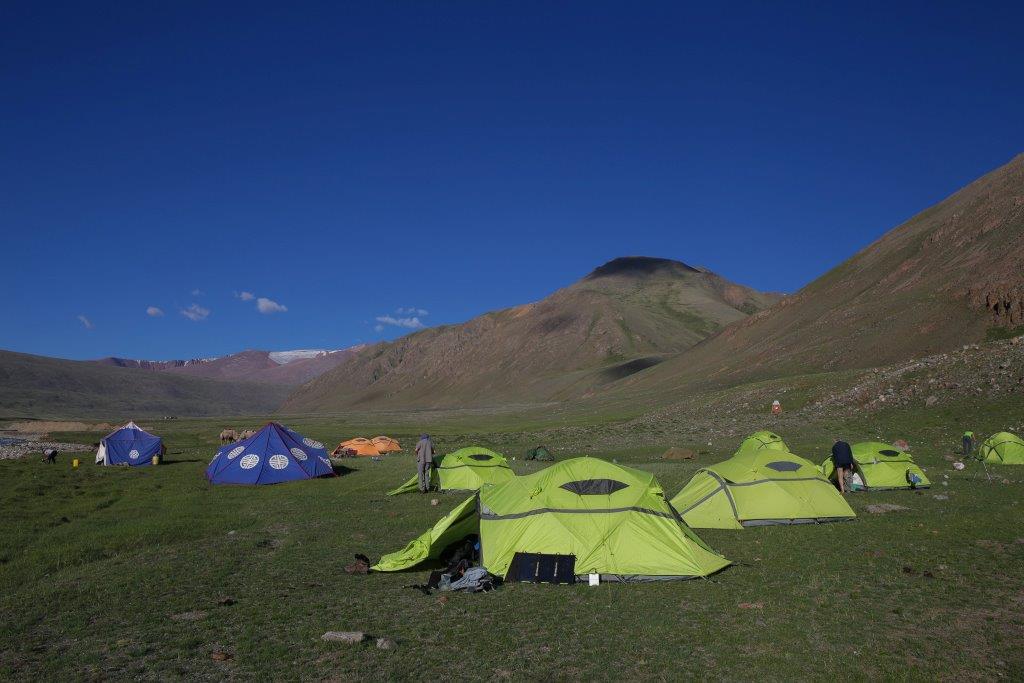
(207, 422, 335, 485)
(95, 422, 164, 466)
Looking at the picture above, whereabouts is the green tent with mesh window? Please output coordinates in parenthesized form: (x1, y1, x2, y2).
(736, 430, 789, 453)
(374, 456, 731, 581)
(820, 442, 930, 489)
(670, 448, 855, 529)
(387, 446, 514, 495)
(978, 432, 1024, 464)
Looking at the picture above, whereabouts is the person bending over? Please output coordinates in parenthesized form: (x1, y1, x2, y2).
(831, 438, 854, 494)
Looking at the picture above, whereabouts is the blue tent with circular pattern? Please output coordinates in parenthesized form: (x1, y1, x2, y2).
(95, 422, 165, 467)
(206, 422, 335, 485)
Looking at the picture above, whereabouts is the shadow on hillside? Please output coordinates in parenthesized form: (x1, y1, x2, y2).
(333, 464, 357, 477)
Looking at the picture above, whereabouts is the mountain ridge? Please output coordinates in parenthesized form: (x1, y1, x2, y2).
(282, 257, 782, 412)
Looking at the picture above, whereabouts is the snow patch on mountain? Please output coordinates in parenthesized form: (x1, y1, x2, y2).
(268, 349, 342, 365)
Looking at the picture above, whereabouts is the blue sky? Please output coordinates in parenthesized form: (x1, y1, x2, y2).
(2, 1, 1022, 360)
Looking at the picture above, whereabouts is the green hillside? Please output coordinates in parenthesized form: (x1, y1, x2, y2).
(0, 350, 291, 419)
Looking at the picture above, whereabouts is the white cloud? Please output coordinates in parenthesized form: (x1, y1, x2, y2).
(191, 288, 204, 296)
(376, 315, 424, 329)
(77, 315, 93, 329)
(374, 324, 385, 332)
(146, 306, 164, 317)
(397, 307, 429, 316)
(181, 303, 210, 321)
(257, 297, 287, 314)
(236, 291, 255, 301)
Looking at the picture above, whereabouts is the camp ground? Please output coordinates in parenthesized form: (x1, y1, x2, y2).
(820, 441, 931, 490)
(387, 446, 514, 495)
(670, 448, 855, 529)
(206, 422, 334, 485)
(94, 422, 165, 466)
(736, 430, 789, 453)
(375, 457, 731, 581)
(978, 431, 1024, 464)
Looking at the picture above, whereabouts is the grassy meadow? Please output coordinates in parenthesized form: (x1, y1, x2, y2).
(2, 403, 1023, 681)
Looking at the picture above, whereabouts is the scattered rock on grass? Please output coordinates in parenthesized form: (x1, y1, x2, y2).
(322, 631, 365, 644)
(171, 610, 208, 621)
(217, 597, 236, 606)
(865, 504, 910, 514)
(933, 494, 949, 500)
(738, 602, 764, 610)
(376, 637, 396, 650)
(211, 651, 232, 662)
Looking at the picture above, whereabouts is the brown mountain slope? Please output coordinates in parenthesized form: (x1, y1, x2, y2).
(94, 348, 361, 386)
(608, 153, 1024, 399)
(0, 350, 292, 418)
(282, 257, 781, 412)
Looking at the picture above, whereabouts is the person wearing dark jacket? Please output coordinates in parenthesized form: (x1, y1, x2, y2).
(831, 439, 855, 494)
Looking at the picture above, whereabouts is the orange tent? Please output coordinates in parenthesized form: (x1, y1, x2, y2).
(332, 437, 374, 456)
(372, 436, 402, 453)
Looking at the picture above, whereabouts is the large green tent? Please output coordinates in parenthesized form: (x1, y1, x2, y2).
(375, 457, 731, 581)
(387, 446, 513, 495)
(820, 442, 930, 489)
(978, 432, 1024, 464)
(670, 449, 855, 529)
(736, 430, 789, 453)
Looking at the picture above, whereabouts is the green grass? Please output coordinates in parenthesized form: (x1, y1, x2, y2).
(2, 409, 1023, 680)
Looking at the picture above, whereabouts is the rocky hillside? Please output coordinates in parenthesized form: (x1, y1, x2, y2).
(609, 153, 1024, 400)
(94, 348, 361, 386)
(283, 257, 781, 412)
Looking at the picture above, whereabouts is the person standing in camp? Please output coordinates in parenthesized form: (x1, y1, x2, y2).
(962, 430, 975, 458)
(415, 434, 435, 493)
(831, 438, 855, 494)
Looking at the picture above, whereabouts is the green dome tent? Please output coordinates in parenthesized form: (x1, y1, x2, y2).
(375, 457, 731, 582)
(525, 445, 553, 461)
(387, 446, 513, 495)
(820, 442, 930, 490)
(736, 430, 789, 453)
(670, 449, 855, 529)
(978, 432, 1024, 464)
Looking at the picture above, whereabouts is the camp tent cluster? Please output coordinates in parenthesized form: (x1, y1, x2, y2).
(375, 457, 731, 581)
(672, 448, 855, 529)
(95, 422, 165, 467)
(978, 432, 1024, 465)
(333, 436, 402, 457)
(207, 422, 334, 485)
(389, 446, 514, 495)
(820, 442, 930, 489)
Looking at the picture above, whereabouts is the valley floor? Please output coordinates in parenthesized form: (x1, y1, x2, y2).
(1, 401, 1023, 680)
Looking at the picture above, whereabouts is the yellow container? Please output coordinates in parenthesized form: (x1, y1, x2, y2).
(152, 455, 159, 465)
(72, 458, 79, 468)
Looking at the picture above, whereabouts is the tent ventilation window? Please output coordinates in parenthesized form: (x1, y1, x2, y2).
(764, 461, 801, 472)
(468, 454, 493, 461)
(878, 449, 900, 457)
(560, 479, 629, 495)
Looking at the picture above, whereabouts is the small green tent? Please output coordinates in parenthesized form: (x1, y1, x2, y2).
(820, 442, 930, 489)
(387, 446, 513, 495)
(978, 432, 1024, 465)
(525, 446, 553, 461)
(670, 449, 855, 529)
(736, 430, 789, 453)
(375, 457, 731, 581)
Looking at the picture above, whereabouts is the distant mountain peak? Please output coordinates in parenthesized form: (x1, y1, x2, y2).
(584, 256, 701, 280)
